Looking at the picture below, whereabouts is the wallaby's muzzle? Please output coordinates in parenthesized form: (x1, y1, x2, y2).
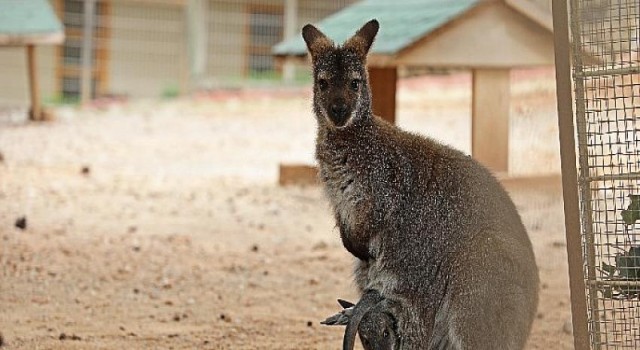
(328, 100, 352, 127)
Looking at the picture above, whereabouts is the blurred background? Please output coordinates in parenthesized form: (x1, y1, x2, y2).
(0, 0, 552, 97)
(0, 0, 616, 349)
(0, 0, 358, 103)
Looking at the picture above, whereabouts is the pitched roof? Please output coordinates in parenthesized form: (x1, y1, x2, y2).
(273, 0, 481, 57)
(0, 0, 64, 45)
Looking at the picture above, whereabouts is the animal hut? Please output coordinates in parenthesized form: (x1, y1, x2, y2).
(0, 0, 64, 121)
(273, 0, 555, 175)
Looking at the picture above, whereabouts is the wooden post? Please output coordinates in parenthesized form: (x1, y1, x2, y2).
(553, 0, 592, 345)
(187, 0, 207, 88)
(368, 67, 397, 124)
(471, 68, 510, 173)
(26, 44, 41, 121)
(81, 0, 96, 104)
(282, 0, 298, 83)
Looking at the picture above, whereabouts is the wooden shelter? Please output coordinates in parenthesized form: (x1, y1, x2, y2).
(273, 0, 554, 174)
(0, 0, 64, 121)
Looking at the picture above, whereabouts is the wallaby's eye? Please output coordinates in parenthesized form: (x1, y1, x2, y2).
(383, 330, 389, 338)
(350, 79, 360, 91)
(318, 79, 328, 91)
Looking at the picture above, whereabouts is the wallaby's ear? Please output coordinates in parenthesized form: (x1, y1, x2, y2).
(302, 24, 334, 57)
(344, 19, 379, 58)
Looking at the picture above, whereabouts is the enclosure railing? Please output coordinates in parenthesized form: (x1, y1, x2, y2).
(555, 0, 640, 349)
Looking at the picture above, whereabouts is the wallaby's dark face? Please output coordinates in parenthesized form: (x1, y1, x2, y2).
(302, 20, 379, 128)
(358, 311, 398, 350)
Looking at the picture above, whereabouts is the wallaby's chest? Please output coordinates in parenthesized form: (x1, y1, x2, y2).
(317, 151, 366, 224)
(316, 142, 378, 260)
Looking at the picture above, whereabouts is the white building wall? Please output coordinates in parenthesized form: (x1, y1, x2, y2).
(0, 45, 58, 105)
(108, 1, 187, 97)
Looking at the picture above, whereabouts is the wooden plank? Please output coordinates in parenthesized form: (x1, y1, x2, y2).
(278, 164, 318, 186)
(471, 68, 510, 173)
(553, 0, 592, 346)
(0, 32, 64, 46)
(27, 45, 41, 121)
(368, 67, 397, 124)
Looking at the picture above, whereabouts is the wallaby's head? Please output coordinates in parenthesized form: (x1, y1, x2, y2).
(302, 19, 379, 128)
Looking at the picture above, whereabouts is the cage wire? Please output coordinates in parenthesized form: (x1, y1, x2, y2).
(569, 0, 640, 348)
(0, 0, 356, 107)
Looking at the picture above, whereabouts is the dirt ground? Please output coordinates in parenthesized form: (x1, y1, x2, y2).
(0, 69, 576, 349)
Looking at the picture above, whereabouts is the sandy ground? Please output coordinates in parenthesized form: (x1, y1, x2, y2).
(0, 69, 576, 349)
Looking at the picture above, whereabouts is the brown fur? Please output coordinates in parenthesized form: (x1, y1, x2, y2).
(304, 20, 539, 350)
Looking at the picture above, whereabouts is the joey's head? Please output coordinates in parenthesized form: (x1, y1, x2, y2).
(358, 310, 398, 350)
(302, 19, 379, 129)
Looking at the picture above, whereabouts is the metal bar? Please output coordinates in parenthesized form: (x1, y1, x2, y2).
(282, 0, 298, 83)
(589, 280, 640, 288)
(570, 0, 604, 343)
(81, 0, 96, 104)
(575, 66, 640, 78)
(585, 172, 640, 183)
(568, 0, 603, 346)
(553, 0, 592, 348)
(187, 0, 207, 87)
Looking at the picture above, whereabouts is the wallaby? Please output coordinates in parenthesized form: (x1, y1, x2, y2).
(302, 19, 539, 350)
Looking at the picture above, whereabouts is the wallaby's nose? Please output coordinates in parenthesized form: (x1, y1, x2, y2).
(331, 103, 349, 119)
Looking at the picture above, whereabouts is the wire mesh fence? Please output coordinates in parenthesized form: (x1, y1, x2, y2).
(568, 0, 640, 348)
(0, 0, 355, 106)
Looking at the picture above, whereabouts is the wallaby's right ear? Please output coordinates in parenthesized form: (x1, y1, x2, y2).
(302, 24, 333, 58)
(344, 19, 379, 58)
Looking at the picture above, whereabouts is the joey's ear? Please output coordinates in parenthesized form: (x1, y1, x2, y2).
(302, 24, 334, 57)
(338, 299, 355, 309)
(344, 19, 379, 58)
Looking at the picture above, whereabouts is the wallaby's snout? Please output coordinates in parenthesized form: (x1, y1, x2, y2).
(302, 20, 379, 129)
(329, 98, 351, 127)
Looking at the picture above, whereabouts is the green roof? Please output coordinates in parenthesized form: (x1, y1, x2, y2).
(273, 0, 480, 56)
(0, 0, 64, 44)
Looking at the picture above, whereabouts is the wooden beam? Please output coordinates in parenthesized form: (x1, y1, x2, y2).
(471, 68, 510, 173)
(505, 0, 553, 31)
(278, 164, 318, 186)
(26, 45, 41, 121)
(552, 0, 592, 348)
(0, 32, 64, 46)
(368, 67, 397, 124)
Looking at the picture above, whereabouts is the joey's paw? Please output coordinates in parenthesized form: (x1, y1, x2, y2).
(321, 299, 355, 326)
(320, 308, 353, 326)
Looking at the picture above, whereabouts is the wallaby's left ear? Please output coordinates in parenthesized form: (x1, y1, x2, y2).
(344, 19, 379, 58)
(302, 24, 334, 58)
